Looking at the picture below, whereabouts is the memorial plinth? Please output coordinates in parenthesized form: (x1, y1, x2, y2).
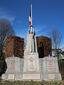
(2, 55, 23, 80)
(23, 52, 40, 79)
(40, 56, 62, 80)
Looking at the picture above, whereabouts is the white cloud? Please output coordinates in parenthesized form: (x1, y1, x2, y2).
(36, 32, 46, 37)
(16, 33, 27, 41)
(0, 8, 15, 21)
(34, 25, 48, 37)
(34, 25, 46, 33)
(17, 21, 22, 23)
(16, 25, 46, 40)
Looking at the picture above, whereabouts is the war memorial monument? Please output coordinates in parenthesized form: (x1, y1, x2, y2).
(1, 4, 62, 81)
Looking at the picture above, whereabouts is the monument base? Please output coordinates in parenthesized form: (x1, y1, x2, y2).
(23, 74, 40, 79)
(23, 52, 40, 80)
(2, 72, 23, 81)
(1, 56, 62, 81)
(40, 72, 62, 80)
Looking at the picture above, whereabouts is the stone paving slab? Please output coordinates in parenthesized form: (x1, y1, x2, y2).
(0, 77, 64, 82)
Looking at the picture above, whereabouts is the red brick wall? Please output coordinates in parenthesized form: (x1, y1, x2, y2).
(5, 36, 24, 61)
(36, 35, 52, 58)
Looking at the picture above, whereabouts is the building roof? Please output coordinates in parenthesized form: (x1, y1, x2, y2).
(62, 49, 64, 51)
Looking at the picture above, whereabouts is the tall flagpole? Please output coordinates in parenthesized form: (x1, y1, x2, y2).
(31, 4, 32, 32)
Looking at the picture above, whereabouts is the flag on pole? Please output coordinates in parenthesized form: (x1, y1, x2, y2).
(29, 9, 31, 25)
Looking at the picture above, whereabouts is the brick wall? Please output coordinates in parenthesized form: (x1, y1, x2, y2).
(36, 35, 52, 58)
(5, 36, 24, 61)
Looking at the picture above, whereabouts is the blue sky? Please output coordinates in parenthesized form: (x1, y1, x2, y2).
(0, 0, 64, 52)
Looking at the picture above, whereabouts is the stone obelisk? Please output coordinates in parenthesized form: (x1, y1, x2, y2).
(23, 4, 40, 80)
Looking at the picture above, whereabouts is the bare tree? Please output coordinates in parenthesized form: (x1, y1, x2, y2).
(48, 28, 62, 57)
(0, 18, 15, 53)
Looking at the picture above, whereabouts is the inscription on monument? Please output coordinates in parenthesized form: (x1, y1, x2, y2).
(46, 59, 55, 71)
(49, 74, 55, 79)
(8, 74, 14, 79)
(23, 74, 40, 79)
(47, 60, 54, 71)
(9, 60, 15, 71)
(28, 57, 34, 70)
(28, 54, 35, 55)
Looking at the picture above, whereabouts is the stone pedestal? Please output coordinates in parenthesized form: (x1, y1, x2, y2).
(2, 55, 23, 81)
(1, 55, 62, 81)
(23, 52, 40, 79)
(40, 56, 62, 80)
